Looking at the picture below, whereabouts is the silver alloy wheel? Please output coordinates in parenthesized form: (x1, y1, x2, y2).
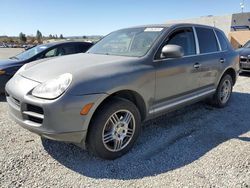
(220, 79, 232, 104)
(102, 110, 136, 152)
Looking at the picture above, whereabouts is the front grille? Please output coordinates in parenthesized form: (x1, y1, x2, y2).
(23, 104, 44, 125)
(27, 115, 43, 124)
(240, 57, 247, 62)
(27, 104, 44, 115)
(240, 56, 250, 63)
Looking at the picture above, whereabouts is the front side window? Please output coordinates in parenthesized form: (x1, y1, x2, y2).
(44, 48, 58, 58)
(166, 28, 196, 56)
(215, 30, 228, 51)
(196, 27, 219, 54)
(88, 27, 164, 57)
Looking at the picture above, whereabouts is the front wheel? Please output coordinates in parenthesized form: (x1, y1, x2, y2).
(87, 98, 141, 160)
(211, 74, 233, 108)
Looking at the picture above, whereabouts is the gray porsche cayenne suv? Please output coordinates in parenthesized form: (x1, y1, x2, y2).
(5, 24, 239, 159)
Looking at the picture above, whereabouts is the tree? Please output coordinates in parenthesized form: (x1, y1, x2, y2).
(82, 36, 87, 39)
(59, 34, 64, 39)
(19, 32, 27, 43)
(36, 30, 43, 43)
(49, 34, 53, 39)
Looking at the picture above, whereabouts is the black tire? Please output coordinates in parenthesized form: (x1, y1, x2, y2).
(87, 98, 141, 160)
(210, 74, 233, 108)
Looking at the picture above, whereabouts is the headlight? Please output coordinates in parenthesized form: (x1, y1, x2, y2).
(32, 73, 72, 99)
(15, 64, 27, 75)
(0, 70, 5, 75)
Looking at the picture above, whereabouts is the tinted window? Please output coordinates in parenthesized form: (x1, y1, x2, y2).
(215, 30, 228, 51)
(78, 44, 92, 53)
(166, 28, 196, 56)
(196, 27, 219, 53)
(58, 44, 76, 56)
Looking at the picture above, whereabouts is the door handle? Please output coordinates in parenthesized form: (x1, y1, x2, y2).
(193, 63, 201, 69)
(220, 58, 225, 63)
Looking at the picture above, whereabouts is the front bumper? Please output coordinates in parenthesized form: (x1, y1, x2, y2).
(240, 61, 250, 72)
(5, 74, 107, 146)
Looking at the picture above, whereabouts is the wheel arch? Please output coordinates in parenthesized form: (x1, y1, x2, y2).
(218, 67, 237, 86)
(83, 89, 147, 148)
(94, 90, 147, 122)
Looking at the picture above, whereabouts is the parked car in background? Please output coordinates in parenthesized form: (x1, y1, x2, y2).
(5, 24, 239, 159)
(0, 41, 93, 93)
(238, 40, 250, 72)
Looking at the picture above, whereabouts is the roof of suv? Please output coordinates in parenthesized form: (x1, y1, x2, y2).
(127, 23, 219, 30)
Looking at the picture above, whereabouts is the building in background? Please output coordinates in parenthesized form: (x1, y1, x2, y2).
(166, 12, 250, 48)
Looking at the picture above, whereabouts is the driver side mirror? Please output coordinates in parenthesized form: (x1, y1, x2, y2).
(161, 44, 184, 59)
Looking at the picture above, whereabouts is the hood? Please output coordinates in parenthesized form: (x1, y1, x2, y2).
(237, 48, 250, 57)
(20, 53, 137, 83)
(0, 59, 21, 69)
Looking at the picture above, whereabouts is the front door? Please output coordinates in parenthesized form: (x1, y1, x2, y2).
(153, 27, 200, 111)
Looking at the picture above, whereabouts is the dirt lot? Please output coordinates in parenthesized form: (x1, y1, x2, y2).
(0, 48, 249, 187)
(0, 48, 24, 59)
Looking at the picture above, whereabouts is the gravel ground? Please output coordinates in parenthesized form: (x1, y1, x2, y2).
(0, 74, 250, 187)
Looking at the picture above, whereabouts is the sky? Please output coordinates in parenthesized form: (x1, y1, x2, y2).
(0, 0, 249, 37)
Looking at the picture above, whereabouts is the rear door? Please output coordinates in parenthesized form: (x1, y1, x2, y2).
(194, 27, 223, 89)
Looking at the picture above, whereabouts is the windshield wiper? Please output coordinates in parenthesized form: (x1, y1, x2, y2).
(9, 56, 19, 60)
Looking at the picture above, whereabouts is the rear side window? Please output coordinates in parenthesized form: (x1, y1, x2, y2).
(58, 44, 76, 56)
(166, 28, 196, 56)
(78, 43, 92, 53)
(215, 30, 228, 51)
(196, 27, 219, 54)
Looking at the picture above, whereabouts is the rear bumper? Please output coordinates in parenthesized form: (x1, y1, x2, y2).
(5, 74, 108, 147)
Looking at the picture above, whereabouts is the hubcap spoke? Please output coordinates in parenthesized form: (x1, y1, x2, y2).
(114, 139, 123, 150)
(126, 128, 133, 138)
(110, 113, 120, 125)
(123, 112, 132, 125)
(103, 132, 114, 143)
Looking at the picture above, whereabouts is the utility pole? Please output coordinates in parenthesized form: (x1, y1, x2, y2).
(240, 0, 245, 13)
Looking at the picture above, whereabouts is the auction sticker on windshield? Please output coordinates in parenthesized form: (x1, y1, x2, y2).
(144, 28, 164, 32)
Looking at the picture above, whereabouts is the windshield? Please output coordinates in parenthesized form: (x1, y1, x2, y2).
(88, 27, 164, 57)
(243, 40, 250, 48)
(13, 45, 48, 60)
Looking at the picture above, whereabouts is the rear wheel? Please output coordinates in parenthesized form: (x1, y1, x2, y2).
(210, 74, 233, 108)
(87, 98, 141, 160)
